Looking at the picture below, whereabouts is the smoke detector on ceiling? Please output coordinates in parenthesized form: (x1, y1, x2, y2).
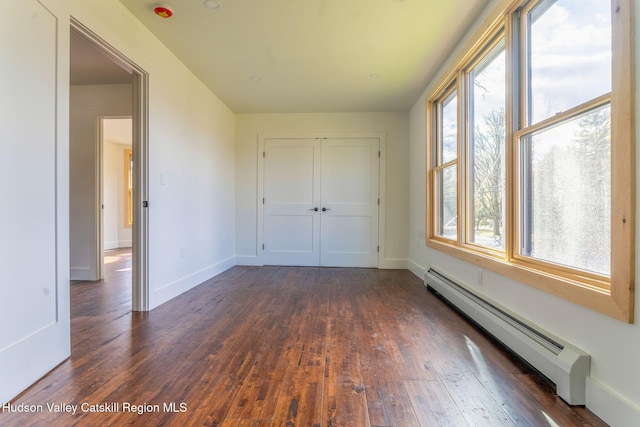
(153, 4, 173, 18)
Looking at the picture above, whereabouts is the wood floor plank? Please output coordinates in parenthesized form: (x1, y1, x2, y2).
(355, 312, 421, 426)
(353, 293, 435, 382)
(294, 314, 328, 368)
(236, 420, 273, 427)
(324, 318, 370, 427)
(403, 379, 468, 427)
(272, 365, 324, 427)
(184, 331, 269, 425)
(225, 326, 295, 420)
(0, 251, 607, 427)
(364, 379, 422, 427)
(439, 371, 516, 427)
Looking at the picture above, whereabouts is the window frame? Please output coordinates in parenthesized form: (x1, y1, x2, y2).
(125, 148, 133, 228)
(513, 95, 613, 287)
(425, 0, 635, 322)
(463, 31, 507, 255)
(430, 81, 461, 243)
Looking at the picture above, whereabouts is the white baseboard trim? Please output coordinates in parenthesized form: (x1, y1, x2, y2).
(104, 241, 132, 251)
(104, 241, 118, 250)
(70, 267, 92, 281)
(235, 256, 408, 269)
(587, 378, 640, 427)
(235, 255, 261, 266)
(151, 256, 236, 309)
(408, 259, 427, 279)
(379, 258, 408, 269)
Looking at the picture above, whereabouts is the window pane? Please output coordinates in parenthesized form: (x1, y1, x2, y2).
(528, 0, 611, 124)
(520, 104, 611, 276)
(469, 41, 506, 249)
(436, 165, 457, 239)
(440, 91, 458, 164)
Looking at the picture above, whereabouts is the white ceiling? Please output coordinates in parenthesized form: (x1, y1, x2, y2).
(116, 0, 491, 113)
(103, 118, 133, 146)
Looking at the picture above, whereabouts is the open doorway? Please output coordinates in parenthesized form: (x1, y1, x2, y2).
(69, 22, 149, 311)
(101, 117, 133, 278)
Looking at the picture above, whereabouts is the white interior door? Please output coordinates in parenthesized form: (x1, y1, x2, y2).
(263, 137, 379, 267)
(263, 139, 321, 266)
(0, 0, 70, 403)
(320, 138, 379, 267)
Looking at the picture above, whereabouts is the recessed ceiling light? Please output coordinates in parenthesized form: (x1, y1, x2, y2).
(392, 0, 405, 3)
(369, 73, 381, 79)
(250, 75, 262, 81)
(204, 0, 220, 9)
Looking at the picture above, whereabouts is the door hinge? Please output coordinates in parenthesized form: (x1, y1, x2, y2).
(142, 201, 149, 208)
(262, 244, 265, 250)
(263, 197, 265, 204)
(263, 151, 266, 158)
(377, 246, 380, 253)
(378, 150, 381, 158)
(378, 198, 380, 205)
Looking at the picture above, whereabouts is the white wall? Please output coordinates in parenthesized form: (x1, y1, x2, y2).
(70, 84, 132, 279)
(235, 113, 409, 268)
(407, 1, 640, 425)
(103, 140, 132, 250)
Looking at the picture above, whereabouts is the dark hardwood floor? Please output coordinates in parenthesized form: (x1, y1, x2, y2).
(1, 248, 608, 426)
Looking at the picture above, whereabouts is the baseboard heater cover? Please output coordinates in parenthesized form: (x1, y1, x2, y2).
(425, 268, 590, 405)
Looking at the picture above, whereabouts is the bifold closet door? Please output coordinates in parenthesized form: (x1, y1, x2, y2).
(263, 137, 379, 267)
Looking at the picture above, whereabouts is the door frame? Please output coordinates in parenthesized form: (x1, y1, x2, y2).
(71, 19, 150, 311)
(257, 132, 387, 268)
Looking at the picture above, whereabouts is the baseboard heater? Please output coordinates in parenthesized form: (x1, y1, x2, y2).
(424, 268, 590, 405)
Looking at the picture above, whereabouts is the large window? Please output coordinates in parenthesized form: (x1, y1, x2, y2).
(426, 0, 634, 322)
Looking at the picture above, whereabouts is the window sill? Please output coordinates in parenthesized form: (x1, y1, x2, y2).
(426, 238, 633, 323)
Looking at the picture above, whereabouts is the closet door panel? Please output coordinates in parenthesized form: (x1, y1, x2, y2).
(320, 138, 379, 267)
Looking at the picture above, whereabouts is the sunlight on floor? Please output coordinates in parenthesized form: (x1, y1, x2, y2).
(465, 336, 487, 370)
(542, 410, 562, 426)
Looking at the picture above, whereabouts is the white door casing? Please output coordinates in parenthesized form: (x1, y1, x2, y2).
(261, 136, 380, 267)
(0, 0, 71, 404)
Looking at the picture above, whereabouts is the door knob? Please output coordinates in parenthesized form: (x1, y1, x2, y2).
(322, 207, 330, 212)
(310, 207, 319, 211)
